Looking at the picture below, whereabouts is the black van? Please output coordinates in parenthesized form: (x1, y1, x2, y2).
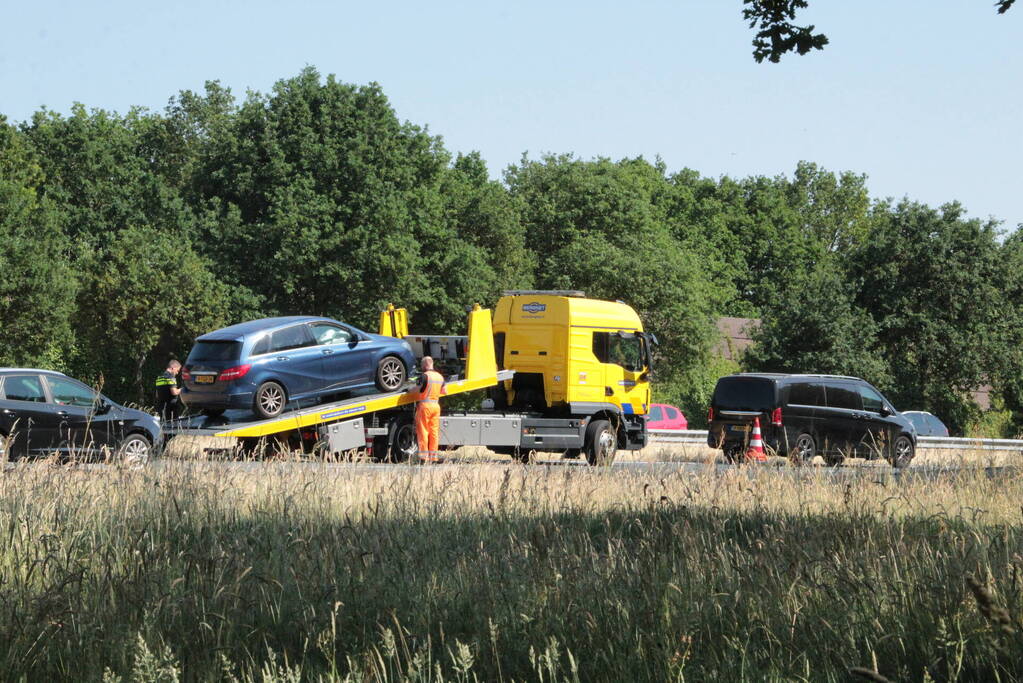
(707, 373, 917, 467)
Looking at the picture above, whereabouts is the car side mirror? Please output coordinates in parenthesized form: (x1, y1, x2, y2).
(879, 405, 892, 417)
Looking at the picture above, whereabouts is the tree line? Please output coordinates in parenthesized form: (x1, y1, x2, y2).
(1, 67, 1019, 434)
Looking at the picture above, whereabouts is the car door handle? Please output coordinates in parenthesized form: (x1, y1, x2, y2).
(1, 409, 13, 415)
(57, 410, 69, 417)
(275, 356, 291, 361)
(321, 349, 334, 355)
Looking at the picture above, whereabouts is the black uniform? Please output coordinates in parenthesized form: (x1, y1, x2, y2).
(155, 370, 181, 420)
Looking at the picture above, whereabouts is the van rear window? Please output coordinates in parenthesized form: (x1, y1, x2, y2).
(712, 377, 776, 410)
(188, 341, 242, 362)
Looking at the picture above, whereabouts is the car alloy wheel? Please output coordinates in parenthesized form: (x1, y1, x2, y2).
(118, 434, 151, 466)
(255, 382, 286, 419)
(376, 356, 407, 392)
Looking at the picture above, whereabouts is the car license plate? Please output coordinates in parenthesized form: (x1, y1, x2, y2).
(195, 375, 215, 385)
(729, 424, 749, 434)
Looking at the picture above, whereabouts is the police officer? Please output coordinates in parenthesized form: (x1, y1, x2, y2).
(155, 358, 183, 421)
(410, 356, 446, 462)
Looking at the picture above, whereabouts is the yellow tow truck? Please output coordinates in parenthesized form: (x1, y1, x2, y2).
(166, 290, 654, 464)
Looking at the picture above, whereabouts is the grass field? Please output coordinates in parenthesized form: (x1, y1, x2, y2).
(0, 457, 1021, 681)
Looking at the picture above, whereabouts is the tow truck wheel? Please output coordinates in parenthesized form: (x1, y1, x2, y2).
(375, 356, 407, 392)
(254, 381, 286, 419)
(585, 420, 617, 466)
(385, 419, 417, 462)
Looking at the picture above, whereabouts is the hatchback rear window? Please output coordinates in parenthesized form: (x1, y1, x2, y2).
(188, 341, 242, 362)
(712, 377, 776, 410)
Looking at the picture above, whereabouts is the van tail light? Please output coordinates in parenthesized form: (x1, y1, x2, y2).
(218, 364, 252, 381)
(771, 407, 783, 426)
(707, 406, 714, 422)
(181, 368, 191, 381)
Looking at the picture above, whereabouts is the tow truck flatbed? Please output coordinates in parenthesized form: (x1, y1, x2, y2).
(164, 304, 505, 440)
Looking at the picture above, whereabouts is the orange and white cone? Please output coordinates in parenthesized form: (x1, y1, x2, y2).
(746, 417, 768, 463)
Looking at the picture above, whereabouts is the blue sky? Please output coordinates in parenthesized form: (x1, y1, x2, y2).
(2, 0, 1021, 228)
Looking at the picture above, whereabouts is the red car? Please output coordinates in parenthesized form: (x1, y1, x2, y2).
(647, 403, 688, 430)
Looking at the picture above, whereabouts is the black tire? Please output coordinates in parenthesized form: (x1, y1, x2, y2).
(370, 435, 390, 462)
(117, 433, 151, 466)
(585, 419, 617, 466)
(514, 449, 535, 464)
(384, 418, 417, 463)
(375, 356, 407, 392)
(888, 435, 915, 469)
(822, 452, 845, 467)
(789, 433, 816, 466)
(723, 445, 743, 464)
(253, 381, 287, 419)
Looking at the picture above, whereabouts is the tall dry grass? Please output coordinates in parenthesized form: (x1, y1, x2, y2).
(0, 461, 1021, 681)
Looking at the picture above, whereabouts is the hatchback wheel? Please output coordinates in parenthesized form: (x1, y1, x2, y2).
(254, 381, 287, 419)
(375, 356, 407, 392)
(789, 433, 816, 466)
(888, 435, 915, 469)
(117, 434, 151, 466)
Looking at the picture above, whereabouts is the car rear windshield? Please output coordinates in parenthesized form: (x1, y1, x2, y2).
(712, 377, 776, 410)
(188, 341, 242, 362)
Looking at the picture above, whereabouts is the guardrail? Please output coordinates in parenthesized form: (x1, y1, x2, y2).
(647, 429, 1023, 452)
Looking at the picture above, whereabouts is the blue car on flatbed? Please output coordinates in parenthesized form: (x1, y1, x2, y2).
(181, 316, 416, 419)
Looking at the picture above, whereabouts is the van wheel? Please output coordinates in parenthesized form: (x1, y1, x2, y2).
(585, 420, 617, 466)
(789, 433, 815, 466)
(888, 435, 915, 468)
(723, 446, 743, 464)
(254, 381, 287, 419)
(375, 356, 407, 392)
(823, 453, 845, 467)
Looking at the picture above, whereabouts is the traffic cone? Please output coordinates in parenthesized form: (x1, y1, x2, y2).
(746, 417, 768, 463)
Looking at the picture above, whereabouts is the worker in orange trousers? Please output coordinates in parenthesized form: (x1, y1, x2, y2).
(411, 356, 446, 462)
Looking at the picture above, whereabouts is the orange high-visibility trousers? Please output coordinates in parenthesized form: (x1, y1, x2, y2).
(415, 402, 440, 458)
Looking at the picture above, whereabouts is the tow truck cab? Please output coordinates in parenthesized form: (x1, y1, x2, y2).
(492, 291, 653, 451)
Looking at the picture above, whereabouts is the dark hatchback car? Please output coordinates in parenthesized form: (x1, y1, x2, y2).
(0, 369, 161, 463)
(707, 373, 917, 467)
(181, 316, 417, 419)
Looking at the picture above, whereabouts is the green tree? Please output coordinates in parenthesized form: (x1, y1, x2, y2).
(849, 200, 1005, 432)
(506, 155, 729, 420)
(0, 119, 77, 368)
(71, 227, 231, 402)
(744, 266, 890, 386)
(742, 0, 1015, 63)
(190, 68, 496, 333)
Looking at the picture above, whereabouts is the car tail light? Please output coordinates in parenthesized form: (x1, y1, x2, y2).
(771, 407, 783, 426)
(181, 368, 191, 381)
(218, 364, 252, 381)
(707, 406, 714, 422)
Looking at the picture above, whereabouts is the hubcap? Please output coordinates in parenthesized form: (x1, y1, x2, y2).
(380, 359, 404, 389)
(797, 436, 813, 460)
(895, 439, 912, 464)
(121, 438, 150, 465)
(596, 429, 615, 462)
(260, 386, 284, 414)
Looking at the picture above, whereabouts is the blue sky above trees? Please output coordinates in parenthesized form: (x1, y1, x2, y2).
(3, 0, 1020, 229)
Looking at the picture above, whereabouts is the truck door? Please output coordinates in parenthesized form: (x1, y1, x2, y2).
(592, 331, 646, 413)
